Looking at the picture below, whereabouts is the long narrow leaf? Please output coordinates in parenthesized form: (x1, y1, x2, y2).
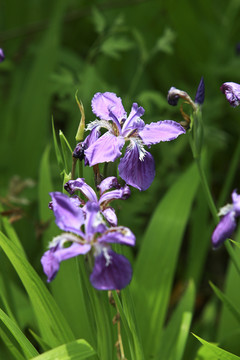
(0, 308, 39, 358)
(30, 339, 95, 360)
(0, 232, 75, 347)
(132, 164, 199, 357)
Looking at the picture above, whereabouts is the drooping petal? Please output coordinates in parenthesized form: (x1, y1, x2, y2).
(118, 145, 155, 191)
(212, 211, 236, 249)
(50, 192, 84, 235)
(90, 249, 133, 290)
(98, 226, 135, 246)
(41, 250, 60, 282)
(99, 185, 131, 206)
(122, 103, 145, 133)
(139, 120, 186, 146)
(65, 178, 98, 202)
(0, 48, 5, 62)
(220, 82, 240, 107)
(101, 207, 118, 226)
(41, 242, 91, 282)
(91, 92, 126, 120)
(97, 176, 120, 196)
(84, 132, 125, 166)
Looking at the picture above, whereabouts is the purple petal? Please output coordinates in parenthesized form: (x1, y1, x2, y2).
(232, 189, 240, 216)
(97, 176, 120, 195)
(101, 207, 118, 226)
(118, 146, 155, 191)
(139, 120, 186, 146)
(84, 202, 106, 236)
(90, 249, 133, 290)
(0, 48, 5, 62)
(98, 226, 135, 246)
(65, 178, 98, 202)
(41, 250, 60, 282)
(167, 87, 180, 106)
(41, 243, 91, 282)
(99, 185, 131, 206)
(91, 92, 126, 120)
(220, 82, 240, 107)
(212, 212, 236, 249)
(84, 132, 125, 166)
(194, 77, 205, 105)
(50, 192, 84, 235)
(122, 103, 145, 133)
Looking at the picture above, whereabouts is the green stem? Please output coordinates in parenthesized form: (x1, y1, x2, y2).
(195, 157, 240, 276)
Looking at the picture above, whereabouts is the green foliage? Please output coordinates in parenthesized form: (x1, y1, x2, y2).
(1, 0, 240, 358)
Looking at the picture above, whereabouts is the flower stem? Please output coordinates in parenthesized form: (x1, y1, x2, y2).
(195, 156, 240, 276)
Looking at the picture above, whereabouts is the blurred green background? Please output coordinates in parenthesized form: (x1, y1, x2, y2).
(1, 0, 240, 358)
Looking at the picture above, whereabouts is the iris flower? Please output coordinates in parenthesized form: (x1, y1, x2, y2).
(220, 82, 240, 107)
(83, 92, 185, 191)
(41, 192, 135, 290)
(212, 190, 240, 249)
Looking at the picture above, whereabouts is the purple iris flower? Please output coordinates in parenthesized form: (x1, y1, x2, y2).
(84, 92, 186, 191)
(64, 176, 130, 226)
(0, 48, 5, 62)
(220, 82, 240, 107)
(41, 192, 135, 290)
(212, 190, 240, 249)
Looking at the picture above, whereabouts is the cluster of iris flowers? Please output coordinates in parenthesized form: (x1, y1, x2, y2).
(41, 93, 186, 290)
(41, 79, 240, 291)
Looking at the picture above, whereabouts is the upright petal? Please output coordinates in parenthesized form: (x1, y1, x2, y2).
(85, 132, 125, 166)
(194, 77, 205, 105)
(122, 103, 145, 133)
(97, 176, 120, 196)
(101, 207, 118, 226)
(65, 178, 98, 202)
(118, 145, 155, 191)
(84, 202, 107, 236)
(50, 192, 84, 235)
(91, 92, 126, 120)
(139, 120, 185, 146)
(212, 212, 236, 249)
(98, 226, 135, 246)
(90, 249, 133, 290)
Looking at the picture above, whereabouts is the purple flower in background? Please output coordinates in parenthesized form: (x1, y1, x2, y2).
(220, 82, 240, 107)
(212, 190, 240, 249)
(64, 176, 130, 226)
(84, 92, 185, 191)
(41, 192, 135, 290)
(0, 48, 5, 62)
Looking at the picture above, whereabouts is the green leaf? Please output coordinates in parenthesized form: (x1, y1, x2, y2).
(113, 289, 144, 360)
(0, 307, 39, 358)
(210, 282, 240, 326)
(0, 327, 26, 360)
(0, 231, 75, 347)
(91, 7, 106, 34)
(132, 164, 199, 358)
(30, 339, 95, 360)
(59, 130, 73, 173)
(101, 36, 134, 59)
(158, 280, 195, 360)
(52, 117, 64, 171)
(153, 28, 176, 55)
(193, 334, 240, 360)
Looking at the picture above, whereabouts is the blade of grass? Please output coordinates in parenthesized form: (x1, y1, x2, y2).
(132, 164, 199, 358)
(0, 231, 75, 347)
